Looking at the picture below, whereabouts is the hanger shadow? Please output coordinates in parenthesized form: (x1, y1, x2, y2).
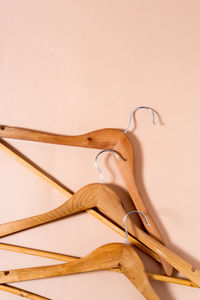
(130, 129, 200, 267)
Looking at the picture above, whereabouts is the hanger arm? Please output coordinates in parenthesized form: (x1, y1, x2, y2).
(0, 244, 123, 283)
(0, 126, 121, 148)
(0, 184, 98, 237)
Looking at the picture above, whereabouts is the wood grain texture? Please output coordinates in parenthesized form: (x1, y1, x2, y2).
(0, 125, 172, 275)
(0, 243, 161, 300)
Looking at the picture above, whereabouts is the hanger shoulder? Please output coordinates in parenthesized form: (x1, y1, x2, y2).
(0, 184, 99, 237)
(0, 126, 121, 149)
(0, 183, 128, 238)
(0, 243, 123, 283)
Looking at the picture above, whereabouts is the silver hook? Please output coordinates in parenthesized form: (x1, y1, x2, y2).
(124, 106, 156, 133)
(95, 150, 121, 184)
(123, 210, 150, 245)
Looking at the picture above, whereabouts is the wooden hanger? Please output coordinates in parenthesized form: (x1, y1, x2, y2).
(0, 182, 161, 264)
(0, 180, 200, 287)
(0, 125, 171, 275)
(0, 243, 161, 300)
(0, 183, 154, 239)
(0, 242, 198, 289)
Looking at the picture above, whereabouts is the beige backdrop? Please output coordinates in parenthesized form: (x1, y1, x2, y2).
(0, 1, 200, 299)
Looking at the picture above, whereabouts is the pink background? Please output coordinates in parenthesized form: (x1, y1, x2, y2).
(0, 1, 200, 299)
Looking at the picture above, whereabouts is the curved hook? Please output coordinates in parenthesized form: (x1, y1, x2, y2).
(95, 150, 121, 184)
(123, 210, 150, 245)
(124, 106, 156, 133)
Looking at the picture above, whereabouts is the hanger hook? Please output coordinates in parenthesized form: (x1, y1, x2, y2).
(124, 106, 156, 133)
(95, 150, 121, 184)
(123, 210, 150, 245)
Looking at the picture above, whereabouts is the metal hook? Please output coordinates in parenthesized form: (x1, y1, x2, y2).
(95, 150, 121, 184)
(124, 106, 156, 133)
(123, 210, 150, 245)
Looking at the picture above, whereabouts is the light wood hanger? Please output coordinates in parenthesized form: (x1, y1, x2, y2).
(0, 183, 157, 241)
(0, 182, 161, 266)
(0, 243, 161, 300)
(0, 179, 200, 287)
(0, 242, 198, 288)
(0, 125, 171, 275)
